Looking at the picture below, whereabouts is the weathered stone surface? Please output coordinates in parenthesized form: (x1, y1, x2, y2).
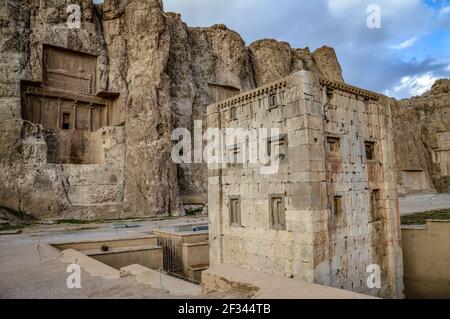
(424, 79, 450, 96)
(118, 0, 180, 217)
(249, 39, 293, 87)
(249, 40, 344, 87)
(175, 23, 256, 204)
(393, 81, 450, 195)
(0, 207, 21, 228)
(312, 46, 344, 83)
(1, 0, 438, 220)
(206, 71, 404, 298)
(0, 0, 123, 218)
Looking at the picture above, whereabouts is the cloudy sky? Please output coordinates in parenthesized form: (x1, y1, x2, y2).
(96, 0, 450, 99)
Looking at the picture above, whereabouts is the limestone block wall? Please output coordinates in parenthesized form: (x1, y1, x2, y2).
(314, 80, 403, 298)
(182, 242, 210, 281)
(402, 220, 450, 299)
(208, 74, 316, 281)
(207, 71, 404, 298)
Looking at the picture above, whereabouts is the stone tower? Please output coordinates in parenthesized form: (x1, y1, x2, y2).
(206, 71, 404, 298)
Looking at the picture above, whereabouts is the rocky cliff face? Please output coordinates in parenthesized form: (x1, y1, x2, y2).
(393, 79, 450, 195)
(0, 0, 105, 217)
(1, 0, 442, 219)
(248, 39, 344, 87)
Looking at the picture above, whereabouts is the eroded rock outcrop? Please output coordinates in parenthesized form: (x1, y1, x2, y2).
(168, 21, 256, 204)
(393, 80, 450, 195)
(249, 40, 344, 87)
(0, 0, 106, 218)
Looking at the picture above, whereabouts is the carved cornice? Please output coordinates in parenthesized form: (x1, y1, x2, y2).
(216, 78, 287, 109)
(319, 78, 380, 101)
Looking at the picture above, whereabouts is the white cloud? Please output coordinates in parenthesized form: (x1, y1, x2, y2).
(327, 0, 361, 15)
(438, 5, 450, 18)
(390, 37, 417, 50)
(165, 0, 447, 96)
(437, 5, 450, 30)
(385, 73, 439, 98)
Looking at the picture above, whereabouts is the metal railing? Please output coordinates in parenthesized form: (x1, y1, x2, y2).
(157, 237, 183, 274)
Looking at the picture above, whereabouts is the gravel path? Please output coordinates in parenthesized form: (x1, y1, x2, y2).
(400, 193, 450, 215)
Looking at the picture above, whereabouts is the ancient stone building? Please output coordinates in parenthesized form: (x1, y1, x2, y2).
(1, 0, 182, 219)
(21, 45, 120, 164)
(17, 43, 126, 219)
(207, 71, 404, 298)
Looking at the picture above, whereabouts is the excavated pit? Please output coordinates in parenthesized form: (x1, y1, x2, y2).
(50, 223, 209, 284)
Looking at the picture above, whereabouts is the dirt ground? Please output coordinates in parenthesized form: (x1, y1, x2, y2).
(400, 193, 450, 215)
(2, 193, 448, 299)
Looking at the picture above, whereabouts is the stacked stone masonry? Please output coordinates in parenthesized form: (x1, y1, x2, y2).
(207, 71, 404, 298)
